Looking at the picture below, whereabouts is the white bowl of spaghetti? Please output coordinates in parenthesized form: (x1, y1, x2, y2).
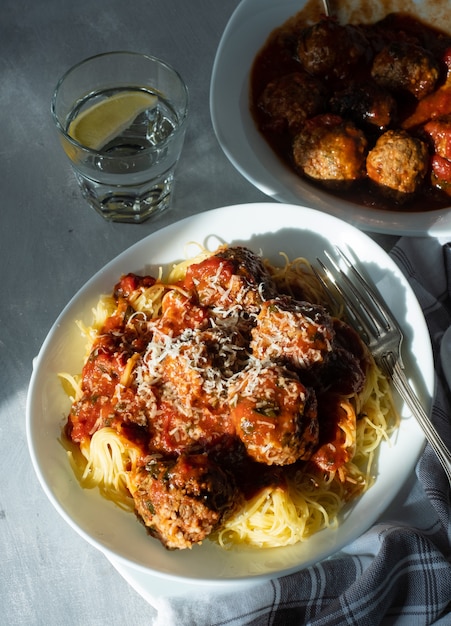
(26, 202, 432, 584)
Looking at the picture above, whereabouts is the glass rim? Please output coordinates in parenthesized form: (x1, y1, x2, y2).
(51, 50, 189, 156)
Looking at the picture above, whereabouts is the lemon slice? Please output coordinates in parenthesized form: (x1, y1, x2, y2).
(68, 91, 157, 150)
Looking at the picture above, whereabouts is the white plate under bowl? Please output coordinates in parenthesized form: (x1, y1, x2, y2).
(210, 0, 451, 236)
(26, 202, 432, 586)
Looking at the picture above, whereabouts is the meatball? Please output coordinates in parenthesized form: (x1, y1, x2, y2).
(250, 296, 334, 370)
(297, 18, 368, 79)
(319, 319, 367, 396)
(366, 129, 429, 200)
(292, 114, 368, 187)
(142, 323, 246, 453)
(184, 245, 276, 313)
(330, 81, 397, 130)
(160, 331, 220, 408)
(156, 290, 209, 338)
(228, 363, 318, 465)
(159, 325, 247, 409)
(215, 245, 275, 291)
(258, 72, 326, 134)
(131, 453, 240, 549)
(371, 41, 440, 100)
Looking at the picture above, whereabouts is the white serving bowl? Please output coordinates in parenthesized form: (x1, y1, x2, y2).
(210, 0, 451, 236)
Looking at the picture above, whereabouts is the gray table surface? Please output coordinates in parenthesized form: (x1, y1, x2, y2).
(0, 1, 399, 624)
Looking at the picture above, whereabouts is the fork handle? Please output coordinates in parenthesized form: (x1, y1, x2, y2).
(387, 357, 451, 485)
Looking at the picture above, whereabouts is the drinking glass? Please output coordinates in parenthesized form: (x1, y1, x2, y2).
(51, 52, 189, 223)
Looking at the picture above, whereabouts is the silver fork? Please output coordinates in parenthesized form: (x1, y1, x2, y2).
(315, 248, 451, 485)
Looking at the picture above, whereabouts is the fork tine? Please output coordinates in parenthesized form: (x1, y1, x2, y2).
(316, 254, 379, 345)
(314, 258, 362, 325)
(312, 261, 342, 312)
(333, 248, 399, 335)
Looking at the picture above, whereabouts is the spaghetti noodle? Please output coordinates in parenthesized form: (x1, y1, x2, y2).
(61, 244, 398, 550)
